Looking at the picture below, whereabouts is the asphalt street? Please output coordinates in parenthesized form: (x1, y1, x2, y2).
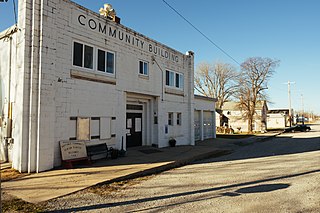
(45, 123, 320, 212)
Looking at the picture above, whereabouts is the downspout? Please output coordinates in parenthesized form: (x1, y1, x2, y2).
(28, 0, 42, 173)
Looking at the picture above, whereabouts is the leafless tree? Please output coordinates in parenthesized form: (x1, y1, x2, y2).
(236, 57, 280, 133)
(194, 61, 238, 110)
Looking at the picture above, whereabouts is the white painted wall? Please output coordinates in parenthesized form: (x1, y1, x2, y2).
(2, 0, 194, 172)
(194, 96, 217, 140)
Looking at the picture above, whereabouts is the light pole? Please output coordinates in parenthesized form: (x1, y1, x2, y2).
(286, 81, 295, 127)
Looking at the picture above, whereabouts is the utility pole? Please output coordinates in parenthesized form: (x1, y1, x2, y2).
(285, 81, 295, 127)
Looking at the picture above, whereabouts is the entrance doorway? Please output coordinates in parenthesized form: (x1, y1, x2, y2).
(126, 113, 142, 147)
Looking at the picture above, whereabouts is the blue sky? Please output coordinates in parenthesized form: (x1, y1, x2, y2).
(1, 0, 319, 114)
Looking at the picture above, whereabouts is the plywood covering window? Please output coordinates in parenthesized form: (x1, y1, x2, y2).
(77, 117, 90, 140)
(70, 116, 115, 141)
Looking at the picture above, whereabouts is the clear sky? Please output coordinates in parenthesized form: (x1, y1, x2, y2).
(1, 0, 319, 114)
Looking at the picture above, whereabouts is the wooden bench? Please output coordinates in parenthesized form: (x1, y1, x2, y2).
(86, 143, 110, 161)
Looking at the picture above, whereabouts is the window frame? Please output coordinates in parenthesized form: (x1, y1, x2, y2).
(168, 112, 173, 126)
(177, 113, 182, 125)
(165, 70, 184, 90)
(97, 48, 116, 75)
(72, 40, 116, 76)
(72, 41, 94, 71)
(139, 60, 149, 76)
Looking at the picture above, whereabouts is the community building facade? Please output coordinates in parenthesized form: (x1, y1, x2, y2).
(0, 0, 209, 173)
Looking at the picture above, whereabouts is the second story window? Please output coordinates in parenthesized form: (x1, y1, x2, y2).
(73, 42, 94, 69)
(166, 70, 174, 87)
(98, 49, 115, 74)
(139, 60, 149, 76)
(166, 70, 184, 89)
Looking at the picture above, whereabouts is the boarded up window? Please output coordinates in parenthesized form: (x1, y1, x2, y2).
(100, 117, 111, 139)
(77, 117, 90, 140)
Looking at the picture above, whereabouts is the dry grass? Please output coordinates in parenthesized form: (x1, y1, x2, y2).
(0, 168, 28, 182)
(1, 192, 45, 213)
(1, 168, 44, 212)
(87, 175, 155, 197)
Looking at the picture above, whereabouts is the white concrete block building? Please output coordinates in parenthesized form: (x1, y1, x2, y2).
(194, 95, 217, 141)
(0, 0, 217, 173)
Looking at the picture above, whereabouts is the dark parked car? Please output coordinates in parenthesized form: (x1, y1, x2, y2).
(283, 124, 311, 133)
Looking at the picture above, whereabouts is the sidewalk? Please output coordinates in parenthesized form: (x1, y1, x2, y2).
(1, 134, 277, 204)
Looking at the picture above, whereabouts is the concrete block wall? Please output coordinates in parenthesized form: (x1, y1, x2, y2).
(7, 0, 195, 171)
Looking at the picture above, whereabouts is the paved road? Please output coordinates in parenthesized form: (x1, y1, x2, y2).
(45, 123, 320, 212)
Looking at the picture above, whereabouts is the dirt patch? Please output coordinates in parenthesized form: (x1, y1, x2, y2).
(87, 175, 155, 197)
(1, 168, 28, 182)
(1, 169, 42, 212)
(1, 191, 45, 213)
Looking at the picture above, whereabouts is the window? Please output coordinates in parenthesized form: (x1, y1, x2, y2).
(177, 113, 182, 125)
(166, 70, 174, 87)
(168, 112, 173, 126)
(97, 49, 115, 74)
(73, 42, 83, 67)
(73, 42, 93, 69)
(166, 70, 183, 89)
(139, 60, 149, 76)
(176, 73, 184, 89)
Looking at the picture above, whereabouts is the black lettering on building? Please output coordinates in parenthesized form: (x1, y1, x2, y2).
(88, 19, 97, 30)
(99, 23, 106, 34)
(126, 34, 131, 44)
(78, 14, 86, 26)
(119, 31, 124, 40)
(109, 27, 117, 38)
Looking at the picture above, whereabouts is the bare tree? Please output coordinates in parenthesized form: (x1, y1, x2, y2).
(236, 57, 280, 133)
(194, 61, 238, 110)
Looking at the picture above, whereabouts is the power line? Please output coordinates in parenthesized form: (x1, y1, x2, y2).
(162, 0, 241, 65)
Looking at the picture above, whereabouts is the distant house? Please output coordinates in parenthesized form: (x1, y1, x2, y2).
(220, 101, 268, 133)
(267, 109, 290, 129)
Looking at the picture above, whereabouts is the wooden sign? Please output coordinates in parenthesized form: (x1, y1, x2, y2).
(60, 141, 87, 161)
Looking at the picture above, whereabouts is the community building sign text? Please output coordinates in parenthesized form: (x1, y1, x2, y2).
(76, 13, 180, 63)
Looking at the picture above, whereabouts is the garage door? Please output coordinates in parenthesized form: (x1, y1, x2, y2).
(203, 111, 214, 139)
(194, 110, 201, 141)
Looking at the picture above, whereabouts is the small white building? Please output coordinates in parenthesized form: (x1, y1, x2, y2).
(194, 95, 217, 141)
(0, 0, 202, 173)
(267, 109, 290, 129)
